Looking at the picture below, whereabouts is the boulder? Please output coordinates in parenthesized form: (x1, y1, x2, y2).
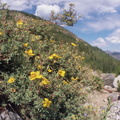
(113, 75, 120, 88)
(100, 73, 115, 87)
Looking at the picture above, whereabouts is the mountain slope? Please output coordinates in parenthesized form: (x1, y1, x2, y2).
(1, 9, 120, 74)
(51, 24, 120, 74)
(0, 9, 119, 120)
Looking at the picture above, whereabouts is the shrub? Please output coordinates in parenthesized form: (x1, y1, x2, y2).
(0, 10, 104, 120)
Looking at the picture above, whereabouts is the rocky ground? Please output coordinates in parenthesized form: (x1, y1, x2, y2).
(107, 101, 120, 120)
(0, 87, 119, 120)
(88, 85, 120, 120)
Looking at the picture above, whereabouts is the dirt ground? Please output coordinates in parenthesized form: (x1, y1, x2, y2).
(88, 87, 119, 108)
(88, 90, 111, 107)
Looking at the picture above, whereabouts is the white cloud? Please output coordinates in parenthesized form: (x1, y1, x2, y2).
(95, 5, 117, 14)
(62, 0, 120, 16)
(2, 0, 120, 15)
(92, 37, 107, 47)
(85, 14, 120, 32)
(35, 4, 60, 19)
(33, 0, 120, 26)
(92, 28, 120, 49)
(1, 0, 120, 32)
(1, 0, 32, 10)
(106, 29, 120, 43)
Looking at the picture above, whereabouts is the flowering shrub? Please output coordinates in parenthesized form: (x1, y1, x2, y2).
(0, 10, 104, 120)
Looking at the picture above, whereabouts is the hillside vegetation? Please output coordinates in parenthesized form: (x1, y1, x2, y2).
(4, 10, 120, 74)
(0, 9, 118, 120)
(51, 26, 120, 74)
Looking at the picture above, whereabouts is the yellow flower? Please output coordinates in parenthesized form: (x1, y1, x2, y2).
(31, 35, 40, 41)
(78, 66, 81, 68)
(63, 80, 68, 84)
(102, 110, 105, 113)
(29, 71, 43, 80)
(42, 79, 50, 84)
(71, 115, 76, 120)
(35, 56, 40, 59)
(80, 88, 82, 91)
(37, 65, 44, 69)
(89, 105, 92, 108)
(31, 38, 35, 41)
(58, 70, 65, 77)
(0, 32, 3, 35)
(39, 78, 50, 86)
(81, 57, 85, 60)
(25, 49, 35, 56)
(48, 53, 61, 60)
(84, 105, 88, 108)
(16, 19, 23, 28)
(71, 43, 77, 46)
(23, 43, 28, 47)
(17, 19, 23, 24)
(35, 35, 40, 39)
(43, 98, 52, 108)
(50, 40, 55, 42)
(8, 77, 15, 83)
(35, 56, 40, 61)
(47, 69, 52, 73)
(71, 77, 79, 81)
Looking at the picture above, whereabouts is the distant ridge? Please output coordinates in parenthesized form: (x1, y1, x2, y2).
(106, 51, 120, 60)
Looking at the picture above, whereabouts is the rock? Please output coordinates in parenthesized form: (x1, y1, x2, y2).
(104, 85, 113, 90)
(103, 99, 107, 102)
(111, 88, 117, 92)
(106, 101, 120, 120)
(100, 89, 110, 94)
(100, 73, 115, 87)
(0, 109, 22, 120)
(104, 85, 117, 92)
(107, 93, 119, 102)
(113, 75, 120, 88)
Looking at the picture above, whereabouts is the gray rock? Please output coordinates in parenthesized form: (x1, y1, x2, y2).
(107, 93, 119, 102)
(106, 101, 120, 120)
(100, 73, 115, 87)
(0, 109, 22, 120)
(104, 85, 117, 92)
(113, 75, 120, 88)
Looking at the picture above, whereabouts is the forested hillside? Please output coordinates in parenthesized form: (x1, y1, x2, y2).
(50, 23, 120, 74)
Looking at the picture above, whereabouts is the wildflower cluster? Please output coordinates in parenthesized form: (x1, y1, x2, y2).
(16, 19, 23, 28)
(48, 53, 61, 60)
(0, 9, 104, 120)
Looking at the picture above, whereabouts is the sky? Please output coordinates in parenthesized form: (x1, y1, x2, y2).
(1, 0, 120, 52)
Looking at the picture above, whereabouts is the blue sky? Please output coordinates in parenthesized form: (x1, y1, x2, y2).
(1, 0, 120, 52)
